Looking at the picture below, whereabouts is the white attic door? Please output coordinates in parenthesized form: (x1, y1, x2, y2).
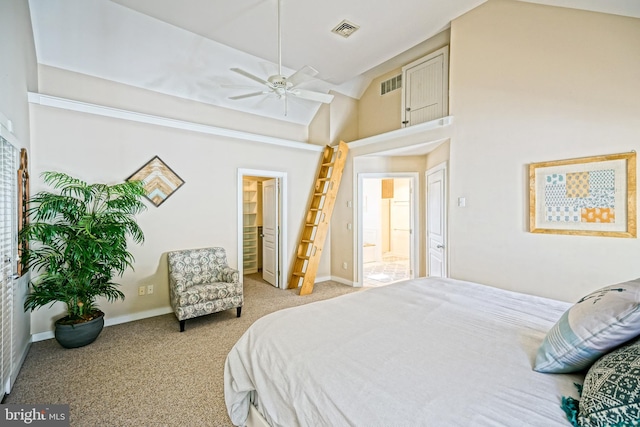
(402, 46, 449, 127)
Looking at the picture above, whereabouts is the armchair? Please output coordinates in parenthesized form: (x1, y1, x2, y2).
(167, 247, 243, 332)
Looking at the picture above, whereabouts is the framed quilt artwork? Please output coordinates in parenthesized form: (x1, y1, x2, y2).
(529, 152, 636, 237)
(126, 156, 185, 207)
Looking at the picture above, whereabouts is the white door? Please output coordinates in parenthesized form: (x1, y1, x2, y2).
(402, 46, 448, 127)
(262, 179, 279, 287)
(427, 166, 447, 277)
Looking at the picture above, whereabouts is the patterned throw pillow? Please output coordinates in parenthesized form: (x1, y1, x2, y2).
(535, 279, 640, 373)
(566, 337, 640, 426)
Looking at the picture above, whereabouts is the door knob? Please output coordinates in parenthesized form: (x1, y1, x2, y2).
(436, 244, 444, 249)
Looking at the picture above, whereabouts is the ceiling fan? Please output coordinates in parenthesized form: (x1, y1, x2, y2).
(224, 0, 334, 114)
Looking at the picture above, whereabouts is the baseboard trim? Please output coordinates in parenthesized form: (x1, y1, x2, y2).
(330, 276, 356, 287)
(8, 340, 31, 393)
(31, 330, 53, 342)
(31, 306, 174, 343)
(316, 275, 358, 287)
(104, 307, 174, 327)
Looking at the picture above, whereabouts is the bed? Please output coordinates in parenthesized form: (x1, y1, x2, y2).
(224, 277, 585, 426)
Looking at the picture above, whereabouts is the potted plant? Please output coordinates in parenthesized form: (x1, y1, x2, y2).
(20, 171, 146, 348)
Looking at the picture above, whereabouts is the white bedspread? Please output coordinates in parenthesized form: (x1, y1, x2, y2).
(224, 277, 583, 426)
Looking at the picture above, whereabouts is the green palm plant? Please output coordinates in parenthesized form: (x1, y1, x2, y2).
(21, 171, 146, 324)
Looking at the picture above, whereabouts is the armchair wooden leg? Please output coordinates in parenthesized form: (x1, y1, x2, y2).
(180, 320, 185, 332)
(237, 307, 242, 318)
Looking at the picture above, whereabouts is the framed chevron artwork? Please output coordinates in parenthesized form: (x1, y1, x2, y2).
(529, 152, 636, 237)
(127, 156, 185, 207)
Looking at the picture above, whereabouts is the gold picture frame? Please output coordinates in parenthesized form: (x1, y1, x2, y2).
(17, 148, 29, 276)
(529, 152, 636, 238)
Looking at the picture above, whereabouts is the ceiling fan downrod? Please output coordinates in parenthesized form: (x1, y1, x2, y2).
(277, 0, 288, 115)
(225, 0, 334, 111)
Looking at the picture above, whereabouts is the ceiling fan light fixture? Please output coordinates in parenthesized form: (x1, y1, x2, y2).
(268, 75, 292, 89)
(331, 19, 360, 38)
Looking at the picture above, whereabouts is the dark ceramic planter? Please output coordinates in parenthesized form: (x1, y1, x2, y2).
(54, 312, 105, 349)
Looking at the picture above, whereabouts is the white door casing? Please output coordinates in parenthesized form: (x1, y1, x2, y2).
(402, 46, 449, 127)
(237, 169, 287, 289)
(357, 173, 419, 286)
(262, 179, 279, 287)
(426, 163, 448, 277)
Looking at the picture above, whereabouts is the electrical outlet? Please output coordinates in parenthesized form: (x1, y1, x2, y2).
(342, 262, 348, 270)
(138, 286, 145, 296)
(147, 284, 154, 295)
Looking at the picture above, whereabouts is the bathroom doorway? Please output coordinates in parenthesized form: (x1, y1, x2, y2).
(358, 174, 417, 287)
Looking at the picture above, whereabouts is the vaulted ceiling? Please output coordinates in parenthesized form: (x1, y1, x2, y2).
(28, 0, 640, 125)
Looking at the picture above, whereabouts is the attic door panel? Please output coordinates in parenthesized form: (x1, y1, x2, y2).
(403, 50, 446, 127)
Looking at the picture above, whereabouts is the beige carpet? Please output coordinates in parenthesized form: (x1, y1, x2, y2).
(4, 276, 360, 426)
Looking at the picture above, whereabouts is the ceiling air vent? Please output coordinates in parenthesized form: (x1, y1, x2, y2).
(381, 74, 402, 95)
(331, 20, 360, 38)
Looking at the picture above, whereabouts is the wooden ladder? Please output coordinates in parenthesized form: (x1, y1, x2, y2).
(289, 141, 349, 295)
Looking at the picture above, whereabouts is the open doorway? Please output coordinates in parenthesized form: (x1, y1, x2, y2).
(237, 169, 287, 289)
(358, 174, 418, 287)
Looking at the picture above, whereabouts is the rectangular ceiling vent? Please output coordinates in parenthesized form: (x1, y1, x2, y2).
(331, 20, 360, 38)
(380, 74, 402, 95)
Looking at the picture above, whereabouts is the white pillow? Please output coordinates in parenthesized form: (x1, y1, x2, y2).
(534, 278, 640, 373)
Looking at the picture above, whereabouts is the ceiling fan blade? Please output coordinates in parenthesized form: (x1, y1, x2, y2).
(229, 91, 267, 100)
(287, 65, 320, 87)
(290, 89, 334, 104)
(230, 68, 270, 86)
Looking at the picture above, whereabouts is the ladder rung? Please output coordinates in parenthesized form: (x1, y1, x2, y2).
(301, 239, 314, 243)
(317, 178, 330, 182)
(297, 255, 310, 260)
(305, 223, 317, 227)
(313, 192, 325, 196)
(322, 162, 335, 167)
(292, 272, 305, 277)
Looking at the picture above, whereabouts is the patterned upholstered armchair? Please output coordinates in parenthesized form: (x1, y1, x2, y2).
(167, 247, 243, 332)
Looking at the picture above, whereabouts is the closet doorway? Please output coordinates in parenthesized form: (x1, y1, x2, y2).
(237, 169, 287, 289)
(358, 173, 418, 287)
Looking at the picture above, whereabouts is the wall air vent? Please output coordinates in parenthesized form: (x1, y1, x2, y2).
(331, 20, 360, 38)
(380, 74, 402, 95)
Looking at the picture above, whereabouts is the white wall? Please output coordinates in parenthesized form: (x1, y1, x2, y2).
(0, 0, 37, 145)
(28, 69, 327, 335)
(448, 0, 640, 302)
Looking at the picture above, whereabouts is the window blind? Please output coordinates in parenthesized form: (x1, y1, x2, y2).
(0, 135, 17, 396)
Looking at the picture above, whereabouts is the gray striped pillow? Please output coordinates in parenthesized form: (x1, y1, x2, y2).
(534, 279, 640, 373)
